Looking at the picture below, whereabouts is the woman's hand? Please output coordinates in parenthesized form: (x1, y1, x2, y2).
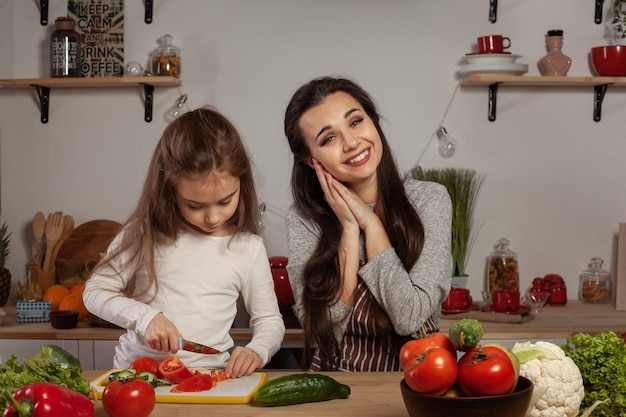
(144, 312, 182, 353)
(225, 346, 262, 378)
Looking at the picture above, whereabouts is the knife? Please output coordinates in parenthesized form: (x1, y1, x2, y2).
(178, 337, 221, 354)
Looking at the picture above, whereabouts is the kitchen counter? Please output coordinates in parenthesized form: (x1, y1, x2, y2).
(2, 300, 626, 342)
(83, 370, 409, 417)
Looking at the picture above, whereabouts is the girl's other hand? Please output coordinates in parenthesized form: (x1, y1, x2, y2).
(224, 346, 262, 378)
(145, 312, 182, 353)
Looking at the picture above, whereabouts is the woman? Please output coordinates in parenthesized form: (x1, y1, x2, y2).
(284, 76, 452, 371)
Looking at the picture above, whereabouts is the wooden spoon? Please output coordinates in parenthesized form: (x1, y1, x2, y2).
(42, 212, 63, 271)
(32, 212, 45, 268)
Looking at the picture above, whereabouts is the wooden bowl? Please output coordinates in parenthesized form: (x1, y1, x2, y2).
(401, 376, 533, 417)
(50, 310, 79, 329)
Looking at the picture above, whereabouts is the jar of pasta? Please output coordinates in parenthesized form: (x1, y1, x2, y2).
(580, 257, 612, 303)
(487, 238, 519, 292)
(151, 34, 181, 77)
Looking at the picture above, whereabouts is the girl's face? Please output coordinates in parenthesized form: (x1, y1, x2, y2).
(175, 170, 240, 236)
(299, 91, 382, 187)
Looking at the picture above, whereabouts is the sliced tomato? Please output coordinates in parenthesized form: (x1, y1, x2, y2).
(158, 357, 194, 384)
(170, 373, 213, 393)
(209, 369, 227, 385)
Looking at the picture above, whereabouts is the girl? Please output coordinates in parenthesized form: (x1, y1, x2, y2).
(284, 77, 452, 371)
(83, 107, 285, 378)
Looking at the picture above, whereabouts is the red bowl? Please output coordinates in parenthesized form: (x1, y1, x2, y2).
(591, 45, 626, 76)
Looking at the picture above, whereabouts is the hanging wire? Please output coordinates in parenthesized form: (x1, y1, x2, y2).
(414, 84, 460, 165)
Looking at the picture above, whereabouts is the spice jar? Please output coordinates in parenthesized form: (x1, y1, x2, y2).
(487, 238, 520, 292)
(50, 16, 81, 77)
(580, 257, 612, 303)
(151, 34, 181, 77)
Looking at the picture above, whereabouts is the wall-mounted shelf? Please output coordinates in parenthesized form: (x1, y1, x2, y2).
(0, 76, 181, 123)
(459, 74, 626, 122)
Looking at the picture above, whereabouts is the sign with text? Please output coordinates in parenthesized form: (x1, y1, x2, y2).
(67, 0, 124, 77)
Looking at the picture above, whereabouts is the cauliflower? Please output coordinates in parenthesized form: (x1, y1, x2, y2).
(512, 341, 584, 417)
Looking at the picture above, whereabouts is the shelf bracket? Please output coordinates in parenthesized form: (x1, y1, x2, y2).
(143, 84, 154, 122)
(39, 0, 49, 25)
(145, 0, 153, 24)
(489, 0, 498, 23)
(35, 86, 50, 124)
(487, 83, 500, 122)
(595, 0, 603, 24)
(593, 83, 610, 122)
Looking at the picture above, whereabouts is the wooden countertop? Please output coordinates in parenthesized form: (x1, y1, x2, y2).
(2, 300, 626, 342)
(83, 370, 408, 417)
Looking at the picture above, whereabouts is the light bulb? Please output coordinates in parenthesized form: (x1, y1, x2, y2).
(164, 94, 189, 123)
(125, 61, 144, 76)
(437, 126, 457, 158)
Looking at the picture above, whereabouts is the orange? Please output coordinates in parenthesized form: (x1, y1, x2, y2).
(43, 285, 71, 312)
(70, 283, 85, 297)
(58, 293, 89, 321)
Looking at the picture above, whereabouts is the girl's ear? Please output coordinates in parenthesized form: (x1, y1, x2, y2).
(304, 157, 315, 169)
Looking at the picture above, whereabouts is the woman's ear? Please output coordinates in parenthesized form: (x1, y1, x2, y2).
(304, 157, 314, 169)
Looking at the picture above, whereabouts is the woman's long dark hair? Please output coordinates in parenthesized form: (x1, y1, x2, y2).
(284, 77, 425, 369)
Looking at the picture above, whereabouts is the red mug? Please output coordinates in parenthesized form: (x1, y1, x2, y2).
(492, 290, 520, 312)
(477, 35, 511, 54)
(442, 288, 473, 311)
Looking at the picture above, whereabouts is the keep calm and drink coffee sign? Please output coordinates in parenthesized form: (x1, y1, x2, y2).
(67, 0, 124, 77)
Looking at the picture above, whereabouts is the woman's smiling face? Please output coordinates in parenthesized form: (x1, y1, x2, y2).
(299, 91, 382, 187)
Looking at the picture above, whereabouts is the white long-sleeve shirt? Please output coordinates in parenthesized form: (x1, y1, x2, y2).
(83, 228, 285, 369)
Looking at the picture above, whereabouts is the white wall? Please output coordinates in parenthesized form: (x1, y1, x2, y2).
(1, 0, 625, 300)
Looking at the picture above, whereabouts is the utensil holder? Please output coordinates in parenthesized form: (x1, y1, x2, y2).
(32, 267, 56, 294)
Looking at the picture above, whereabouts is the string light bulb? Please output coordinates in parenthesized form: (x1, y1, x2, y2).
(164, 94, 189, 123)
(437, 126, 457, 158)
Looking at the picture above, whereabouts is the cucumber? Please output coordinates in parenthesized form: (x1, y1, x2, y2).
(40, 344, 81, 368)
(253, 373, 351, 406)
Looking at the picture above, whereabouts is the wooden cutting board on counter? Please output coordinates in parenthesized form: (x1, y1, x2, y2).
(57, 219, 121, 260)
(90, 370, 266, 404)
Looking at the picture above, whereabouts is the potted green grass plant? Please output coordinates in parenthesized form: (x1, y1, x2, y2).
(406, 167, 485, 288)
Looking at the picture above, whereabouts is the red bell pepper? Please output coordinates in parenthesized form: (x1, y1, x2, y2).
(3, 382, 94, 417)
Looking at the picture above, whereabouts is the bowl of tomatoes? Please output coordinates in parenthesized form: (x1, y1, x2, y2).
(400, 376, 533, 417)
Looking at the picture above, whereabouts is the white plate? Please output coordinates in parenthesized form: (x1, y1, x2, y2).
(463, 54, 522, 64)
(458, 62, 529, 76)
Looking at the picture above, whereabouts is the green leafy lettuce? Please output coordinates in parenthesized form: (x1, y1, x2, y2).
(0, 347, 91, 409)
(561, 331, 626, 417)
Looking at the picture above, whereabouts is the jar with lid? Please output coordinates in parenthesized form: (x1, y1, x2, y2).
(50, 16, 81, 78)
(580, 257, 612, 303)
(151, 34, 181, 77)
(487, 238, 519, 292)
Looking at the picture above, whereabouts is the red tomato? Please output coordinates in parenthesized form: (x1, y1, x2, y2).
(209, 369, 227, 385)
(103, 378, 155, 417)
(457, 346, 516, 396)
(159, 356, 194, 384)
(170, 373, 213, 393)
(403, 347, 458, 395)
(129, 356, 163, 378)
(399, 333, 456, 371)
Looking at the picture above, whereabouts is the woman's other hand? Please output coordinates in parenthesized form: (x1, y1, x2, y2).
(225, 346, 262, 378)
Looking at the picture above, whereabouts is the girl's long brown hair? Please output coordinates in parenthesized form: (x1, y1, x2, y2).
(284, 77, 425, 369)
(94, 107, 258, 292)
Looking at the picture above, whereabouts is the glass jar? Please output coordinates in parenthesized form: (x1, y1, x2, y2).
(50, 16, 81, 78)
(580, 257, 612, 303)
(487, 238, 519, 292)
(151, 34, 181, 77)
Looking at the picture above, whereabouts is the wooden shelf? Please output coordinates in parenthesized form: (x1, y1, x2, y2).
(0, 76, 182, 123)
(459, 74, 626, 121)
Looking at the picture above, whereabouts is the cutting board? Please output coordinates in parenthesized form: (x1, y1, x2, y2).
(90, 370, 266, 404)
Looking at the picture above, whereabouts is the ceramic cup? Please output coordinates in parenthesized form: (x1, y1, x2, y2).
(442, 288, 473, 310)
(492, 289, 520, 312)
(477, 35, 511, 54)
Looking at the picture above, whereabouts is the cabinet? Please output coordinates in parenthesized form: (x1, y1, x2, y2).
(0, 76, 181, 123)
(460, 74, 626, 121)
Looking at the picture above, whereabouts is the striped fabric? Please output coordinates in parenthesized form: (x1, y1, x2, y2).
(311, 279, 438, 371)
